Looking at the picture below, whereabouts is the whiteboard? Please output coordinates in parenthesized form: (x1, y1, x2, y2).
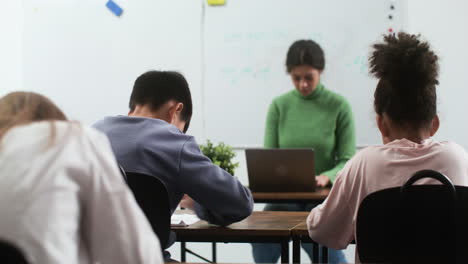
(0, 1, 22, 94)
(22, 0, 205, 137)
(21, 0, 406, 147)
(203, 0, 407, 147)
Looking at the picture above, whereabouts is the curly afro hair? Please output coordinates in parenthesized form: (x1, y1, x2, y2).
(369, 32, 439, 129)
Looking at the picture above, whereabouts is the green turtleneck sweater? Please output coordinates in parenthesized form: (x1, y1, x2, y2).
(264, 83, 356, 183)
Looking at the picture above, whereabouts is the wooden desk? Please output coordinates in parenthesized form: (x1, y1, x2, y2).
(291, 221, 326, 264)
(172, 211, 309, 263)
(291, 222, 355, 264)
(252, 188, 330, 203)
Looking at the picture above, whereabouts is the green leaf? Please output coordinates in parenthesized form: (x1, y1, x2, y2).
(199, 140, 239, 176)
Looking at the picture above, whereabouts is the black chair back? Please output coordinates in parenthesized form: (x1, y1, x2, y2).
(0, 240, 28, 264)
(357, 170, 468, 264)
(125, 172, 171, 252)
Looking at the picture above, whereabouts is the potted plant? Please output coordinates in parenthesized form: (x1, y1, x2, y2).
(200, 140, 239, 176)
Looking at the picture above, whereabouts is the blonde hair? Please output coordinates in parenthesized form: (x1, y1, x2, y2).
(0, 91, 67, 139)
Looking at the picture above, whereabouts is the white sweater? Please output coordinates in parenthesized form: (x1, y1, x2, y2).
(0, 121, 163, 264)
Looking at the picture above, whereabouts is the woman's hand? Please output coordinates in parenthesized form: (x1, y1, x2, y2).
(315, 175, 330, 187)
(180, 194, 195, 210)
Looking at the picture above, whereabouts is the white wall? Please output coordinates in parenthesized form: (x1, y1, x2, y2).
(408, 0, 468, 149)
(0, 1, 22, 95)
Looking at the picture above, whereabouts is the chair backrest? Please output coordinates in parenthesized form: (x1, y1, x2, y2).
(125, 172, 171, 251)
(356, 170, 468, 264)
(118, 164, 128, 182)
(0, 240, 28, 264)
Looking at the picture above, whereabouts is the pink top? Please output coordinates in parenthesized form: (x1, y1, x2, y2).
(307, 138, 468, 262)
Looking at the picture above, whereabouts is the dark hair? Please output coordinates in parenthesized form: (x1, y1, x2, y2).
(129, 71, 193, 132)
(286, 39, 325, 72)
(0, 91, 67, 138)
(369, 32, 439, 129)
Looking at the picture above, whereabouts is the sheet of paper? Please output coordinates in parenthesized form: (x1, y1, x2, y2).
(171, 214, 200, 227)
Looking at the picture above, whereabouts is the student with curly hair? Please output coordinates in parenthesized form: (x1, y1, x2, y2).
(307, 32, 468, 263)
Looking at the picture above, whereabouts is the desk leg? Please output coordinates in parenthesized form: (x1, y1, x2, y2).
(312, 241, 319, 264)
(280, 240, 289, 264)
(181, 241, 186, 262)
(212, 242, 217, 263)
(321, 246, 328, 264)
(292, 237, 300, 263)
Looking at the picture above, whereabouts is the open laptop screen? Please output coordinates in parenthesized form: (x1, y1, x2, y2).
(245, 148, 315, 192)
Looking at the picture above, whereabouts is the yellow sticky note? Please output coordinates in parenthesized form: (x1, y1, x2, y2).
(207, 0, 225, 6)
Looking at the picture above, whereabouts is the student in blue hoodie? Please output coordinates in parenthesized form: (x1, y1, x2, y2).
(94, 71, 254, 256)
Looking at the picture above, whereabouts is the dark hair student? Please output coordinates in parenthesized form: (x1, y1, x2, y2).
(370, 32, 439, 130)
(253, 38, 355, 264)
(129, 71, 193, 133)
(286, 39, 325, 73)
(93, 68, 254, 262)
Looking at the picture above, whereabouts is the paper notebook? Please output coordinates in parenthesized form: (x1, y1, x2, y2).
(171, 214, 200, 227)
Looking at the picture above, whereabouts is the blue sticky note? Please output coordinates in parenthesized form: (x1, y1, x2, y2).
(106, 0, 123, 17)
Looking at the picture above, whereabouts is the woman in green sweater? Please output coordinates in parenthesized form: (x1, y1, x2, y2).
(252, 40, 356, 263)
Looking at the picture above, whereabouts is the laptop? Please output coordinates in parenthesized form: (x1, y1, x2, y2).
(245, 148, 316, 192)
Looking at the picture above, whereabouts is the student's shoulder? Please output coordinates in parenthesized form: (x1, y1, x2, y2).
(144, 118, 193, 141)
(272, 90, 296, 103)
(136, 118, 195, 151)
(347, 144, 388, 166)
(93, 115, 157, 129)
(93, 115, 194, 149)
(18, 120, 92, 141)
(336, 145, 386, 180)
(321, 86, 351, 109)
(269, 90, 297, 109)
(48, 121, 113, 150)
(435, 140, 468, 159)
(5, 121, 104, 152)
(80, 122, 111, 142)
(439, 140, 466, 150)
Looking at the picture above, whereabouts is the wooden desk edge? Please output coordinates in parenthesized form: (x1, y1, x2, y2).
(252, 189, 330, 201)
